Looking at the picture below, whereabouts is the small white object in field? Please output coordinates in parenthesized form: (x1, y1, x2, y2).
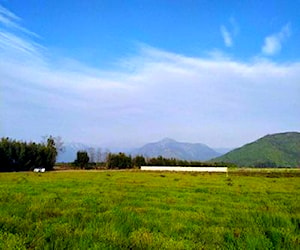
(33, 168, 46, 173)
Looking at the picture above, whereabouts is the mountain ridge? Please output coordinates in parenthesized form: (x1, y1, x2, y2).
(212, 132, 300, 167)
(132, 138, 221, 161)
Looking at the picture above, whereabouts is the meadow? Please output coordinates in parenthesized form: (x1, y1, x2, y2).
(0, 170, 299, 249)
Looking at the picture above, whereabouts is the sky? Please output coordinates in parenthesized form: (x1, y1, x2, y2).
(0, 0, 299, 149)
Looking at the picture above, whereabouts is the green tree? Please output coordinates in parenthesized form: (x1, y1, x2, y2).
(106, 152, 132, 169)
(74, 151, 90, 169)
(0, 137, 58, 172)
(44, 137, 58, 170)
(132, 155, 146, 168)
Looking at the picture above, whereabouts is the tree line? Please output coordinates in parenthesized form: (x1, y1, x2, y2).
(0, 137, 60, 172)
(0, 137, 234, 172)
(73, 151, 235, 169)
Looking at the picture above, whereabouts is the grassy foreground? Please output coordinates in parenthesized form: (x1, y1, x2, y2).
(0, 170, 299, 249)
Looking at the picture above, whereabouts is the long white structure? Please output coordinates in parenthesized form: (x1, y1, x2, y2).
(141, 166, 228, 172)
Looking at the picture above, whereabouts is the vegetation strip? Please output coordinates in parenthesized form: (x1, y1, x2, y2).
(0, 170, 299, 249)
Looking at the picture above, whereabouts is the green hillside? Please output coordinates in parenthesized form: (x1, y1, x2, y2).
(213, 132, 300, 167)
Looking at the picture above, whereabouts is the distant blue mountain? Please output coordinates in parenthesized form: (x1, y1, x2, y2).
(132, 138, 221, 161)
(58, 139, 229, 163)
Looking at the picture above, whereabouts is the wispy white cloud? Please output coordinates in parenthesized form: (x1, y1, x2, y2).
(0, 4, 20, 22)
(0, 4, 43, 66)
(262, 24, 291, 56)
(220, 17, 239, 47)
(0, 31, 43, 58)
(0, 4, 39, 37)
(220, 25, 232, 47)
(0, 7, 299, 148)
(220, 17, 239, 48)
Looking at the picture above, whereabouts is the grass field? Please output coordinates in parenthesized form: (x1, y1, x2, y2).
(0, 170, 299, 249)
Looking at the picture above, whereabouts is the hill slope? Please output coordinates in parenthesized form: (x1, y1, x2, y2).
(133, 138, 221, 161)
(212, 132, 300, 167)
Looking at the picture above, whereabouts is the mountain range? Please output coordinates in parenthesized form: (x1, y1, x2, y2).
(57, 132, 300, 167)
(132, 138, 222, 161)
(57, 138, 228, 162)
(212, 132, 300, 167)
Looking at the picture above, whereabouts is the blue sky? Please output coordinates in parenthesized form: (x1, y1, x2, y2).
(0, 0, 299, 148)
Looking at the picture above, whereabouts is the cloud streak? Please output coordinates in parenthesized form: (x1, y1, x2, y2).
(0, 4, 39, 37)
(1, 6, 299, 148)
(262, 24, 291, 56)
(220, 25, 232, 47)
(220, 18, 239, 48)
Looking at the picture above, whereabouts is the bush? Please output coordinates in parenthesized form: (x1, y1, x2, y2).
(106, 153, 132, 169)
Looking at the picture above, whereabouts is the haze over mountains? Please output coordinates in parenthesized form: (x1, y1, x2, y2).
(132, 138, 222, 161)
(57, 132, 300, 167)
(57, 138, 228, 162)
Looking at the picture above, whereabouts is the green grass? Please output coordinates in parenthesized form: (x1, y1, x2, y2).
(0, 170, 299, 249)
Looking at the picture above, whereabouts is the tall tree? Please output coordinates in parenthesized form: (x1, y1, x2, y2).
(74, 151, 89, 169)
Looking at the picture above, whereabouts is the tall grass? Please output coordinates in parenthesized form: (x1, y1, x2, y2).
(0, 171, 299, 249)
